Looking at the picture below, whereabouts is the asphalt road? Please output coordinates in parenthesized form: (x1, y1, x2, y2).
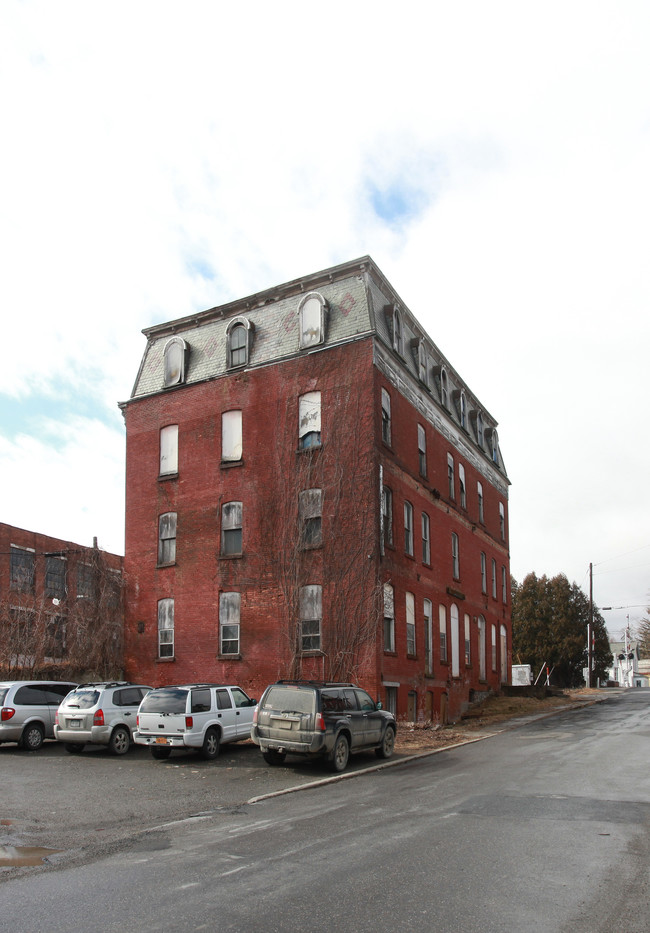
(2, 690, 650, 932)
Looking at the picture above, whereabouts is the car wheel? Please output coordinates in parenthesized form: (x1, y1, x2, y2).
(329, 734, 350, 773)
(64, 743, 85, 754)
(108, 726, 130, 756)
(375, 725, 396, 759)
(151, 747, 171, 760)
(200, 728, 220, 760)
(21, 723, 45, 751)
(263, 750, 286, 766)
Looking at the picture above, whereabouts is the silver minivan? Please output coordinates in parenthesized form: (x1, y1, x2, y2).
(134, 684, 257, 760)
(0, 680, 77, 750)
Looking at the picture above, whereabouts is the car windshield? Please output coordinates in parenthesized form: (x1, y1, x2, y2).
(262, 686, 315, 714)
(0, 688, 8, 705)
(65, 690, 100, 709)
(139, 687, 188, 714)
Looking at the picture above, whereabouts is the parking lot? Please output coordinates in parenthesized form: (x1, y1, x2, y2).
(1, 737, 416, 875)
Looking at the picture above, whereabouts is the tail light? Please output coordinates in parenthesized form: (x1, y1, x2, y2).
(136, 715, 140, 727)
(1, 707, 15, 722)
(55, 711, 59, 726)
(253, 707, 258, 724)
(93, 710, 105, 726)
(315, 713, 326, 732)
(185, 716, 193, 729)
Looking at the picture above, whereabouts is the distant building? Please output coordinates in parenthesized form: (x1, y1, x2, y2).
(120, 257, 511, 722)
(0, 523, 124, 679)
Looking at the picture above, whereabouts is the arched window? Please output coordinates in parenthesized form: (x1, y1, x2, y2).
(226, 317, 254, 369)
(459, 391, 467, 429)
(393, 308, 404, 355)
(299, 392, 321, 449)
(298, 292, 327, 349)
(440, 368, 449, 408)
(163, 337, 188, 387)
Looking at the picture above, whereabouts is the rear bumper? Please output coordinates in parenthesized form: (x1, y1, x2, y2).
(251, 725, 331, 756)
(54, 725, 111, 745)
(133, 731, 202, 749)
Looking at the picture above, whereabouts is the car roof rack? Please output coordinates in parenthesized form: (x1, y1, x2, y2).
(275, 680, 357, 687)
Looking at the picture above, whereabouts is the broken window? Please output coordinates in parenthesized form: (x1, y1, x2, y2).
(418, 424, 427, 477)
(299, 292, 327, 349)
(299, 584, 322, 652)
(424, 598, 433, 675)
(383, 583, 395, 653)
(158, 598, 174, 658)
(10, 546, 34, 594)
(158, 512, 177, 565)
(45, 555, 66, 600)
(459, 463, 466, 509)
(421, 512, 430, 565)
(163, 337, 188, 387)
(221, 502, 243, 556)
(222, 410, 243, 462)
(406, 591, 416, 657)
(381, 388, 391, 445)
(220, 592, 241, 655)
(299, 489, 322, 548)
(298, 392, 321, 449)
(382, 486, 393, 548)
(404, 501, 414, 556)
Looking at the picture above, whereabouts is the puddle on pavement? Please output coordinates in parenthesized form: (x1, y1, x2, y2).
(0, 845, 62, 867)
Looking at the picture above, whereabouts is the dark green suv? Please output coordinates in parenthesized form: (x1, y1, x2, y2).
(251, 680, 396, 772)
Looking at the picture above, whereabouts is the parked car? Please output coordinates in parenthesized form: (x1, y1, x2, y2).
(251, 680, 397, 772)
(0, 680, 78, 750)
(54, 682, 153, 755)
(134, 683, 257, 760)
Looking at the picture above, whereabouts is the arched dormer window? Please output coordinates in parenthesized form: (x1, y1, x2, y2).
(298, 292, 327, 349)
(393, 308, 404, 356)
(163, 337, 189, 387)
(477, 412, 485, 448)
(487, 427, 499, 464)
(417, 339, 428, 386)
(440, 368, 449, 409)
(226, 317, 254, 369)
(459, 392, 467, 429)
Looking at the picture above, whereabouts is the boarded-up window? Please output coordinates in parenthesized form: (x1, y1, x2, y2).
(163, 337, 187, 387)
(158, 598, 174, 658)
(160, 425, 178, 475)
(158, 512, 177, 565)
(383, 583, 395, 652)
(221, 502, 243, 556)
(222, 410, 243, 462)
(299, 293, 326, 349)
(220, 592, 241, 655)
(299, 489, 322, 547)
(299, 392, 321, 449)
(10, 546, 34, 593)
(299, 584, 321, 652)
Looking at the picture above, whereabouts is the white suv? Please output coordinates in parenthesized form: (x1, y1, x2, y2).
(54, 682, 153, 755)
(134, 684, 257, 760)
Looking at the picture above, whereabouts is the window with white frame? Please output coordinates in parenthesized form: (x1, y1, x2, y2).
(502, 565, 508, 603)
(477, 412, 485, 447)
(418, 424, 427, 476)
(421, 512, 430, 565)
(418, 340, 428, 385)
(163, 337, 188, 387)
(440, 368, 449, 408)
(382, 486, 393, 548)
(500, 624, 508, 683)
(298, 292, 327, 349)
(478, 616, 486, 680)
(404, 501, 414, 556)
(299, 489, 322, 548)
(383, 583, 395, 652)
(499, 502, 506, 540)
(222, 410, 242, 462)
(227, 318, 253, 369)
(381, 388, 392, 445)
(406, 592, 416, 656)
(219, 592, 241, 655)
(221, 501, 243, 556)
(393, 308, 404, 355)
(477, 482, 484, 523)
(491, 624, 497, 671)
(490, 428, 499, 464)
(459, 391, 467, 429)
(451, 532, 460, 579)
(447, 453, 455, 499)
(45, 555, 66, 600)
(464, 613, 471, 666)
(300, 584, 322, 652)
(160, 424, 179, 475)
(492, 558, 497, 599)
(158, 598, 174, 658)
(299, 392, 321, 449)
(480, 552, 487, 593)
(451, 604, 460, 678)
(158, 512, 177, 565)
(439, 604, 448, 662)
(459, 463, 466, 508)
(424, 598, 433, 675)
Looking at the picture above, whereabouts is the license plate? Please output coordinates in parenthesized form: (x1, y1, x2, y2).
(69, 720, 80, 729)
(155, 737, 169, 745)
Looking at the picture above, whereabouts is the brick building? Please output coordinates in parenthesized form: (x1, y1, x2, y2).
(121, 257, 511, 722)
(0, 523, 124, 679)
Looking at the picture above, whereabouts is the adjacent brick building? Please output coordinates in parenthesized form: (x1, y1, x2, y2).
(121, 257, 511, 721)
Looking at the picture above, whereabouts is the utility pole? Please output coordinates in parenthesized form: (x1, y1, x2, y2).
(587, 562, 593, 688)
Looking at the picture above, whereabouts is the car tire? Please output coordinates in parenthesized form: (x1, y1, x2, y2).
(20, 723, 44, 751)
(375, 725, 396, 759)
(108, 726, 131, 756)
(64, 743, 85, 754)
(151, 747, 171, 760)
(200, 728, 220, 760)
(329, 733, 350, 773)
(263, 750, 286, 766)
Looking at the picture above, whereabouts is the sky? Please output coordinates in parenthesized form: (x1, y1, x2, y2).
(1, 1, 649, 640)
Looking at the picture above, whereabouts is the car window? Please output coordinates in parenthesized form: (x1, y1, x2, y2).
(14, 686, 47, 706)
(191, 688, 211, 713)
(42, 684, 75, 705)
(321, 690, 345, 713)
(215, 689, 232, 710)
(115, 688, 142, 707)
(354, 689, 376, 712)
(64, 689, 100, 709)
(140, 687, 187, 714)
(231, 688, 251, 708)
(0, 688, 8, 705)
(262, 686, 315, 714)
(341, 689, 358, 711)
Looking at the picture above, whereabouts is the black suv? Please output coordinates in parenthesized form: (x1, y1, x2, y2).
(251, 681, 396, 772)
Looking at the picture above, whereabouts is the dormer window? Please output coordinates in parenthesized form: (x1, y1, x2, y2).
(417, 340, 428, 386)
(393, 308, 404, 356)
(226, 317, 254, 369)
(440, 368, 449, 409)
(299, 292, 327, 349)
(163, 337, 188, 387)
(477, 412, 485, 448)
(488, 428, 499, 464)
(459, 392, 467, 429)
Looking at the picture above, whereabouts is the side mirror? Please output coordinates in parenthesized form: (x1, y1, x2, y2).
(376, 700, 383, 710)
(250, 698, 257, 706)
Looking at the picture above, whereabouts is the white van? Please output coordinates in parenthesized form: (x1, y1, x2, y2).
(134, 683, 257, 760)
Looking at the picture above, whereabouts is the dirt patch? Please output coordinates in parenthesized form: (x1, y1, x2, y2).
(394, 688, 603, 752)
